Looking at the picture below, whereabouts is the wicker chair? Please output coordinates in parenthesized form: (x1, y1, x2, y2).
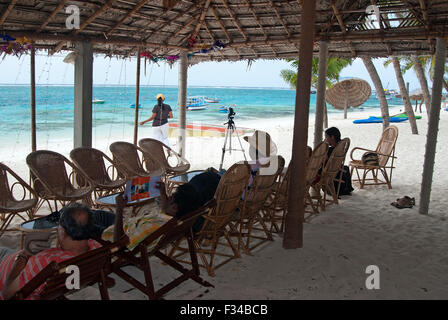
(316, 138, 351, 210)
(26, 150, 94, 211)
(305, 142, 329, 218)
(349, 126, 398, 189)
(0, 163, 38, 237)
(10, 236, 128, 300)
(109, 141, 165, 180)
(70, 147, 126, 201)
(101, 200, 216, 300)
(138, 138, 190, 178)
(169, 163, 251, 277)
(234, 156, 285, 255)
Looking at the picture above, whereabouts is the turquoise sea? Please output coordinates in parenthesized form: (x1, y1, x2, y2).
(0, 85, 404, 145)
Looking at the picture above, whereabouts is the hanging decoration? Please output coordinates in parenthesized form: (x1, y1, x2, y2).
(139, 40, 227, 64)
(0, 34, 33, 57)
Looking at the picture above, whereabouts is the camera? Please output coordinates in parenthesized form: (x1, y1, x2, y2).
(228, 107, 236, 119)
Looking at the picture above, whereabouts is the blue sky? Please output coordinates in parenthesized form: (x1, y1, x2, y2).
(0, 51, 426, 91)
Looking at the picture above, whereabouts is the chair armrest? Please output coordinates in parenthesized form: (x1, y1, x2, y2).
(350, 147, 376, 161)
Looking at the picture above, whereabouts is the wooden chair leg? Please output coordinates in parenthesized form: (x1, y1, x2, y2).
(140, 246, 156, 299)
(98, 269, 110, 300)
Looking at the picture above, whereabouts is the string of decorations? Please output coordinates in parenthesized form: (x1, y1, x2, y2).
(139, 39, 227, 64)
(0, 34, 33, 57)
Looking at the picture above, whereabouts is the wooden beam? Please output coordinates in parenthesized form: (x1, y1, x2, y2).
(219, 0, 248, 40)
(30, 44, 37, 152)
(106, 0, 150, 37)
(0, 0, 18, 25)
(244, 0, 268, 39)
(53, 0, 116, 53)
(191, 0, 212, 39)
(419, 37, 446, 215)
(177, 50, 188, 157)
(268, 0, 291, 37)
(203, 18, 226, 59)
(38, 0, 68, 32)
(330, 0, 356, 57)
(133, 48, 141, 145)
(167, 13, 201, 44)
(283, 0, 315, 250)
(142, 2, 198, 42)
(209, 5, 231, 42)
(314, 41, 328, 148)
(74, 41, 93, 148)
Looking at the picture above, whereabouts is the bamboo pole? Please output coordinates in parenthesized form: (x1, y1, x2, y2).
(283, 0, 315, 249)
(344, 86, 349, 119)
(133, 49, 141, 145)
(30, 45, 36, 152)
(419, 37, 446, 215)
(323, 103, 328, 129)
(392, 57, 418, 134)
(177, 50, 188, 157)
(313, 41, 328, 148)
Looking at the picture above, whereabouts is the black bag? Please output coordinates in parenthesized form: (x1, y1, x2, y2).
(334, 165, 354, 196)
(362, 152, 379, 166)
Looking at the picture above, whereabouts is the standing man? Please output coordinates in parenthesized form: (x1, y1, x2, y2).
(139, 93, 173, 146)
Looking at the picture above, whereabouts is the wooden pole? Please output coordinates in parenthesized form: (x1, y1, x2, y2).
(133, 49, 141, 145)
(419, 37, 446, 215)
(323, 103, 328, 128)
(74, 41, 93, 148)
(283, 0, 315, 249)
(30, 45, 36, 152)
(313, 41, 328, 148)
(177, 50, 188, 157)
(344, 86, 349, 119)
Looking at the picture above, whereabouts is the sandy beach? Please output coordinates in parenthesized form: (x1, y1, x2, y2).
(1, 104, 448, 299)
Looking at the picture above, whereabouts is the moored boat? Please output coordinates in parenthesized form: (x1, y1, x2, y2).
(93, 99, 105, 104)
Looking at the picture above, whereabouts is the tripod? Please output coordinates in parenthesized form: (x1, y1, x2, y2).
(219, 116, 247, 171)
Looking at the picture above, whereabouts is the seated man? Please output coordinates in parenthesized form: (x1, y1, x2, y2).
(101, 168, 222, 248)
(0, 201, 120, 300)
(160, 168, 221, 233)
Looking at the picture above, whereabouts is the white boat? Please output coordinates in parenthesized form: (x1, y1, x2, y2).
(187, 106, 207, 111)
(92, 99, 105, 104)
(204, 96, 219, 103)
(187, 96, 206, 108)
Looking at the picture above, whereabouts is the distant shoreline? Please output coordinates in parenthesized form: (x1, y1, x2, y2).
(0, 84, 294, 90)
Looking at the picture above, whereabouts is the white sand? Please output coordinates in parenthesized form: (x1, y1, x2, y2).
(2, 105, 448, 299)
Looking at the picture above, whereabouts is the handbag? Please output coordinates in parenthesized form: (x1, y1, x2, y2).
(361, 152, 379, 166)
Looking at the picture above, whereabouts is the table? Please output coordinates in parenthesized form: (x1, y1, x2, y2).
(166, 170, 203, 194)
(96, 191, 158, 216)
(19, 215, 59, 249)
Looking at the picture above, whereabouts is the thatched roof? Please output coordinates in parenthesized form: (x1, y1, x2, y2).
(1, 0, 448, 61)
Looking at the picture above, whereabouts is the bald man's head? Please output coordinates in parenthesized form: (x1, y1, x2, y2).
(59, 203, 95, 241)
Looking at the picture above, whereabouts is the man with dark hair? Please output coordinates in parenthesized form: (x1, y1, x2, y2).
(159, 168, 221, 233)
(0, 197, 127, 300)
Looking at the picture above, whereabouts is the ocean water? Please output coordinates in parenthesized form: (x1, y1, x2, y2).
(0, 85, 404, 147)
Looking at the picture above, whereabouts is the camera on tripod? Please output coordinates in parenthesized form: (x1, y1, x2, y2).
(228, 107, 236, 119)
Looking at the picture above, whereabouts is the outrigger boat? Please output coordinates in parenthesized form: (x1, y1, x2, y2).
(204, 96, 219, 103)
(187, 96, 206, 108)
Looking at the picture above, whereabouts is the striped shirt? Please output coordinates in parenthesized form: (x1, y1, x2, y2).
(0, 239, 100, 300)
